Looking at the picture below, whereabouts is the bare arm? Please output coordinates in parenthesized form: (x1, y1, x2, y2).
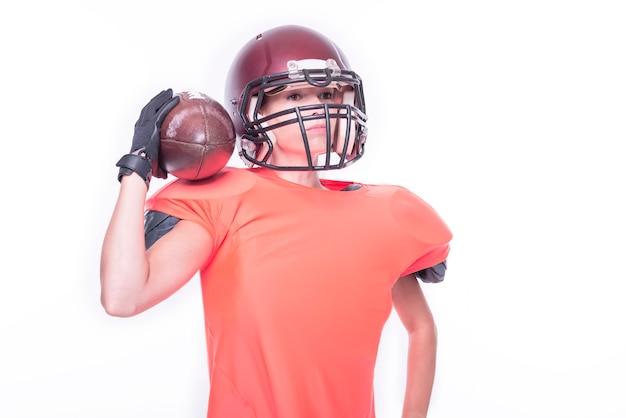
(392, 274, 438, 418)
(100, 173, 212, 317)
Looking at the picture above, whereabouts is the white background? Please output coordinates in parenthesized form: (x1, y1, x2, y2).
(1, 1, 625, 417)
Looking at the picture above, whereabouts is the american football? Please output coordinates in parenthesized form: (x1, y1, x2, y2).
(160, 90, 236, 180)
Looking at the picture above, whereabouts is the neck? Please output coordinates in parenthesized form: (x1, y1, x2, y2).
(274, 170, 328, 190)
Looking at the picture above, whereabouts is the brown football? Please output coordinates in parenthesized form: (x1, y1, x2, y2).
(159, 90, 236, 180)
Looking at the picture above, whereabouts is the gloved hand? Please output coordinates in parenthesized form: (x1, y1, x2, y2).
(116, 89, 180, 187)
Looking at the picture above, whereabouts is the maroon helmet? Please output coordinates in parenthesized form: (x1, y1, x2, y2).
(224, 25, 367, 171)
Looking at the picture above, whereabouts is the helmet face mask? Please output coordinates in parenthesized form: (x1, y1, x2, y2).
(225, 26, 368, 171)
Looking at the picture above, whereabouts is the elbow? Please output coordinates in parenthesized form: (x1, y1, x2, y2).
(100, 267, 146, 317)
(100, 294, 141, 318)
(409, 317, 438, 345)
(422, 325, 437, 347)
(425, 317, 438, 343)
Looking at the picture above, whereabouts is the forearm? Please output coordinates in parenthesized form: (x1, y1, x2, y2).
(401, 326, 437, 418)
(100, 173, 150, 316)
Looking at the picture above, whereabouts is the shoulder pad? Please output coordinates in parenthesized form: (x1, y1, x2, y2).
(416, 260, 447, 283)
(144, 210, 180, 249)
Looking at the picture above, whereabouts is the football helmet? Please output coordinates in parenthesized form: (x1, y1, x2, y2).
(225, 25, 367, 170)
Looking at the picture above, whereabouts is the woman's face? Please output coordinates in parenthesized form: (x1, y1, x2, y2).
(258, 85, 343, 165)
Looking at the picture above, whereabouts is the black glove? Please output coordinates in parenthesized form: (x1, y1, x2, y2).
(116, 89, 180, 187)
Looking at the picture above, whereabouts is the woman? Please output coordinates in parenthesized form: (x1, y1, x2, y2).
(101, 24, 451, 418)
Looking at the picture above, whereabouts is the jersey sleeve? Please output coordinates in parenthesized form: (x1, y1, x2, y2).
(144, 168, 257, 238)
(146, 186, 214, 236)
(389, 186, 452, 277)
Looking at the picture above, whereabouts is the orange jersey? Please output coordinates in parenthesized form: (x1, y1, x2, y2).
(146, 167, 452, 418)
